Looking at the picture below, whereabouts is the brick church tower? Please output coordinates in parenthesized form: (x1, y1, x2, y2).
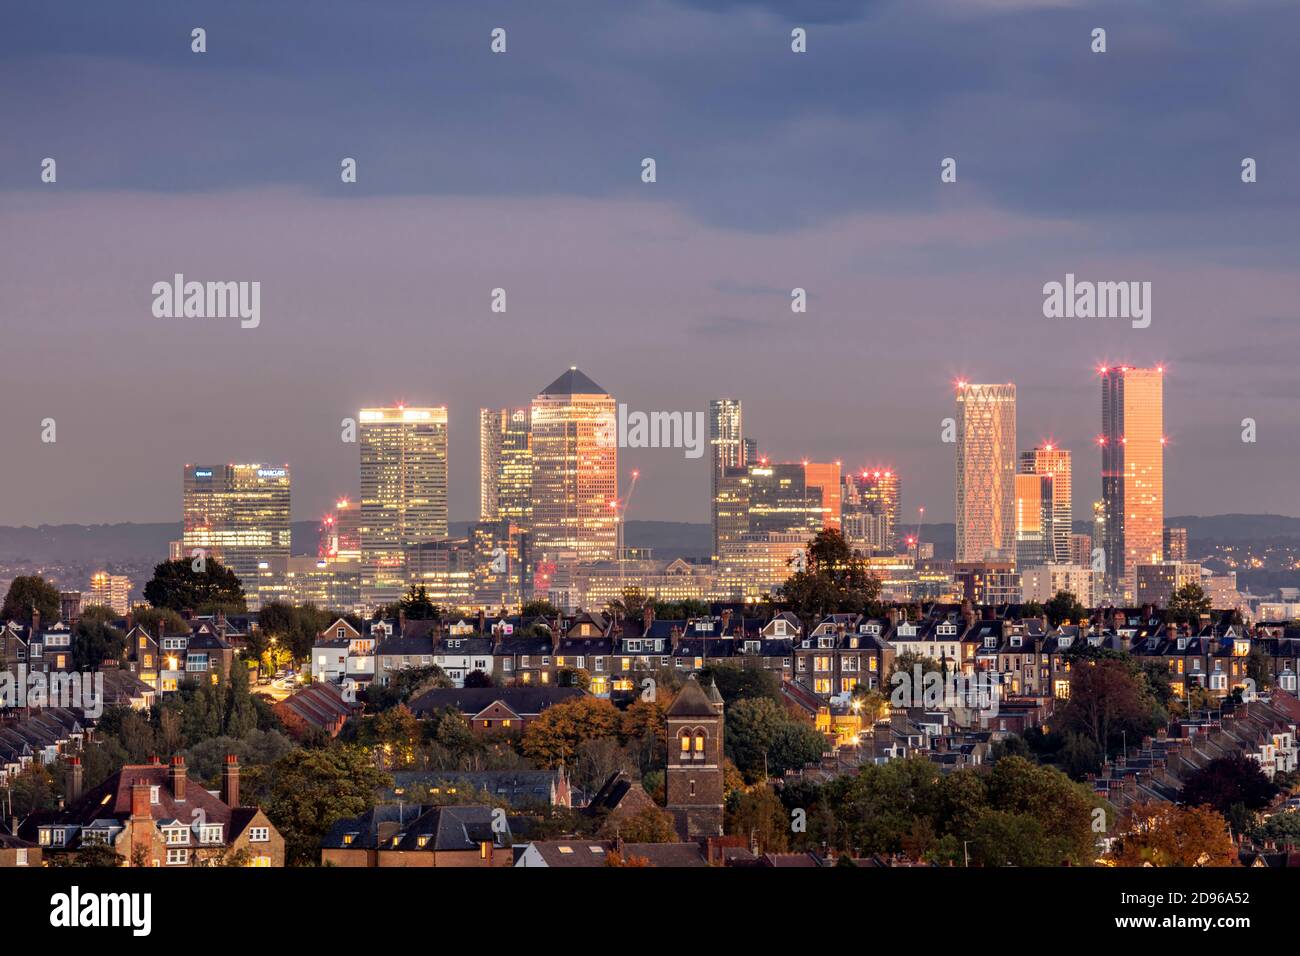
(665, 675, 725, 841)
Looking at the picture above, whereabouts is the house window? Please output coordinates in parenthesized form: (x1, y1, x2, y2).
(201, 825, 223, 844)
(15, 849, 27, 866)
(150, 786, 160, 804)
(165, 828, 189, 845)
(249, 827, 270, 843)
(250, 856, 271, 867)
(166, 848, 189, 865)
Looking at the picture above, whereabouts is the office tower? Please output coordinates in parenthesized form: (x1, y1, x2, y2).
(1164, 526, 1188, 562)
(955, 382, 1017, 563)
(1101, 366, 1165, 601)
(1019, 445, 1072, 563)
(844, 469, 901, 550)
(183, 464, 291, 584)
(319, 497, 362, 562)
(743, 438, 758, 464)
(803, 461, 842, 531)
(1021, 564, 1096, 609)
(529, 368, 618, 563)
(85, 573, 132, 615)
(709, 400, 744, 559)
(714, 466, 752, 558)
(479, 408, 533, 526)
(359, 406, 449, 608)
(470, 519, 531, 611)
(747, 462, 822, 536)
(1014, 472, 1053, 568)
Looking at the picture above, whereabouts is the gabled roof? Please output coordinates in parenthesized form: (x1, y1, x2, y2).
(408, 686, 585, 719)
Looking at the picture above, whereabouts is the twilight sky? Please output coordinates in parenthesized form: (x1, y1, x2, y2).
(2, 0, 1298, 528)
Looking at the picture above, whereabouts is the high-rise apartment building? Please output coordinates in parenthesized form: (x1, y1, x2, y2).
(358, 406, 449, 608)
(183, 464, 291, 585)
(709, 400, 745, 560)
(1101, 366, 1164, 601)
(1019, 445, 1072, 563)
(1164, 526, 1188, 563)
(319, 496, 362, 562)
(479, 408, 533, 526)
(86, 572, 133, 615)
(529, 368, 618, 563)
(955, 382, 1017, 563)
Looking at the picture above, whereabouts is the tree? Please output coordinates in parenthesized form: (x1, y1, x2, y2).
(1061, 656, 1162, 757)
(372, 704, 423, 768)
(463, 669, 495, 688)
(2, 575, 61, 625)
(697, 663, 781, 706)
(774, 529, 882, 629)
(1167, 583, 1212, 624)
(56, 844, 124, 868)
(605, 587, 647, 618)
(399, 585, 440, 621)
(726, 785, 790, 853)
(130, 606, 189, 638)
(1043, 590, 1086, 626)
(725, 697, 825, 782)
(521, 697, 622, 767)
(72, 617, 127, 671)
(522, 599, 560, 619)
(1108, 801, 1236, 867)
(265, 745, 392, 866)
(1181, 753, 1277, 818)
(599, 805, 677, 843)
(143, 558, 246, 613)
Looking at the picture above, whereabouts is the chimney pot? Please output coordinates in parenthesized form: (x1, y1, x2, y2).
(169, 754, 187, 801)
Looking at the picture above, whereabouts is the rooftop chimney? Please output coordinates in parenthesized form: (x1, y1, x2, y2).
(169, 754, 187, 801)
(221, 753, 240, 807)
(30, 607, 41, 635)
(130, 780, 151, 820)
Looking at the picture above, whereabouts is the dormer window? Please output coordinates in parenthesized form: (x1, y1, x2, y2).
(984, 636, 997, 649)
(1177, 637, 1187, 650)
(774, 621, 787, 637)
(1058, 636, 1072, 649)
(938, 624, 957, 636)
(1010, 636, 1022, 648)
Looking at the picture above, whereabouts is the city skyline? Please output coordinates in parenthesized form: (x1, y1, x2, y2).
(4, 2, 1299, 529)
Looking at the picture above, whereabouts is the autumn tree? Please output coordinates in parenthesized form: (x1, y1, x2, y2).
(521, 697, 621, 767)
(1108, 801, 1237, 867)
(1061, 656, 1162, 757)
(599, 805, 677, 842)
(726, 785, 790, 853)
(265, 745, 392, 866)
(775, 528, 883, 630)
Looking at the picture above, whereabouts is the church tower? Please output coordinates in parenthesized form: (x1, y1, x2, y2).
(665, 675, 725, 841)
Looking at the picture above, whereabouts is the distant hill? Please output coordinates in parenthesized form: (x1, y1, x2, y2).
(0, 515, 1294, 566)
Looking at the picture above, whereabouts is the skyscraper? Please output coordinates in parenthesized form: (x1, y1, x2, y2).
(479, 407, 533, 526)
(955, 382, 1017, 563)
(529, 368, 618, 563)
(802, 461, 842, 531)
(1014, 472, 1053, 568)
(1164, 526, 1188, 562)
(358, 405, 449, 608)
(709, 399, 744, 560)
(747, 462, 823, 537)
(183, 463, 291, 585)
(1101, 366, 1165, 601)
(844, 469, 901, 550)
(1019, 445, 1072, 563)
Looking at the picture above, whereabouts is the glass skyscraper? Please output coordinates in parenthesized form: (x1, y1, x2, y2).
(955, 382, 1017, 563)
(1101, 365, 1164, 601)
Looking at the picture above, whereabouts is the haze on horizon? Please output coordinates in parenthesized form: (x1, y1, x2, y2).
(2, 0, 1297, 528)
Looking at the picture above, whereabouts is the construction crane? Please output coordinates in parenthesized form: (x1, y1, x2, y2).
(613, 469, 640, 591)
(906, 505, 925, 560)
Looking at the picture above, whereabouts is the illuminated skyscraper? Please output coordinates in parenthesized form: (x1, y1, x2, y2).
(1019, 445, 1072, 563)
(709, 399, 744, 559)
(479, 407, 533, 526)
(1163, 526, 1188, 562)
(844, 469, 901, 550)
(183, 463, 291, 585)
(1014, 472, 1053, 568)
(359, 406, 449, 608)
(748, 462, 822, 537)
(803, 462, 841, 531)
(955, 382, 1017, 563)
(529, 368, 618, 563)
(1101, 366, 1165, 601)
(319, 496, 362, 562)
